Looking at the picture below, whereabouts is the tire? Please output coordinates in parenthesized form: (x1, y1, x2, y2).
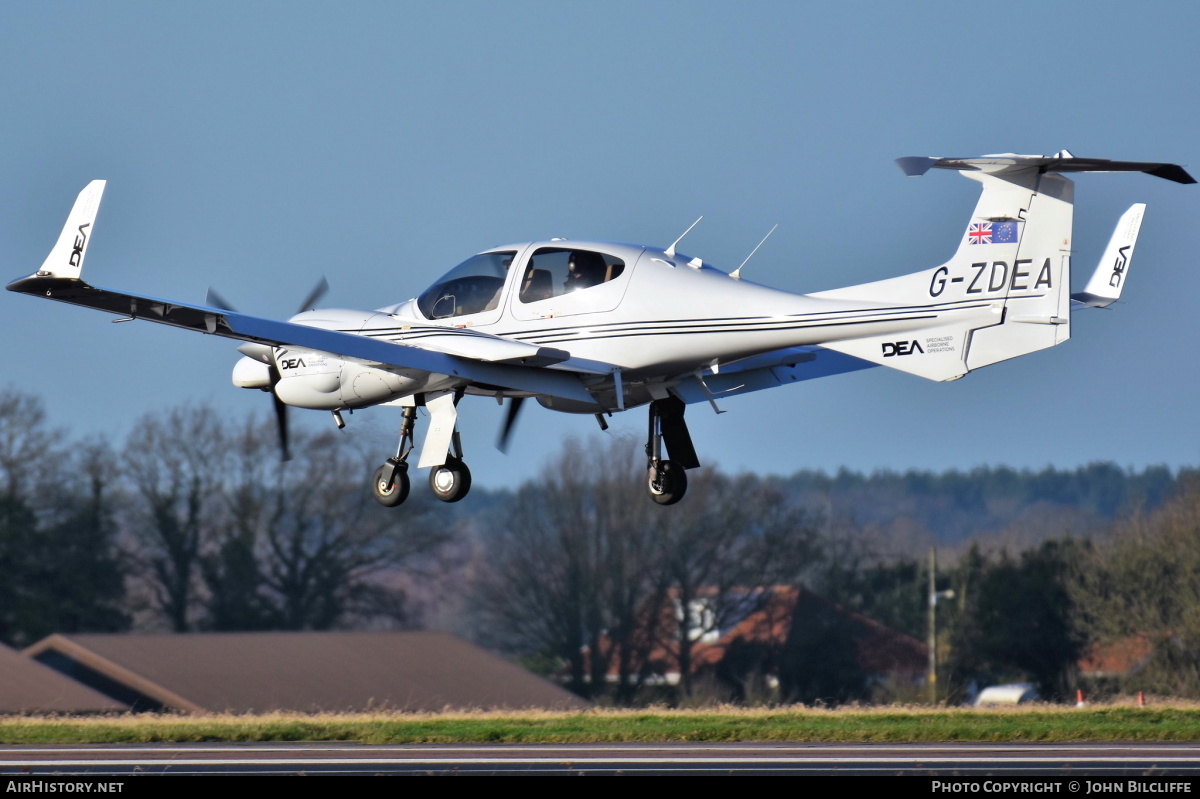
(429, 457, 472, 503)
(371, 462, 410, 507)
(647, 459, 687, 505)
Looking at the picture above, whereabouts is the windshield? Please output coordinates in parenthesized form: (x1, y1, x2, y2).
(416, 251, 516, 319)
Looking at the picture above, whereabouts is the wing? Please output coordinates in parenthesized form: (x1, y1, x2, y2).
(9, 274, 597, 403)
(8, 182, 595, 403)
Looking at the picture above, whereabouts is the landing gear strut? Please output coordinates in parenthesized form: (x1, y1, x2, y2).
(645, 396, 699, 505)
(371, 405, 416, 507)
(370, 392, 474, 507)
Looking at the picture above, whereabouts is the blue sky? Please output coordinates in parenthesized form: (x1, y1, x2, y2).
(2, 1, 1198, 489)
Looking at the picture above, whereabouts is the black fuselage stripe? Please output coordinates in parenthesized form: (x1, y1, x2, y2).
(493, 299, 1018, 338)
(366, 314, 944, 347)
(349, 293, 1037, 344)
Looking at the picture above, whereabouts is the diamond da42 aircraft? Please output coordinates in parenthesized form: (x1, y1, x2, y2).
(10, 153, 1194, 506)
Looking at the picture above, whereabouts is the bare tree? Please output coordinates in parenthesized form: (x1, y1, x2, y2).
(0, 393, 127, 645)
(122, 403, 453, 632)
(475, 437, 658, 698)
(476, 437, 823, 702)
(199, 416, 277, 630)
(121, 404, 228, 632)
(646, 472, 823, 697)
(0, 390, 59, 502)
(33, 440, 129, 638)
(202, 417, 450, 631)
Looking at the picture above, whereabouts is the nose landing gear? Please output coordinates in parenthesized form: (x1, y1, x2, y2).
(372, 404, 417, 507)
(372, 461, 410, 507)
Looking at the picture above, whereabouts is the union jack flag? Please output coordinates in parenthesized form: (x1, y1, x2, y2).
(967, 223, 993, 245)
(967, 221, 1019, 245)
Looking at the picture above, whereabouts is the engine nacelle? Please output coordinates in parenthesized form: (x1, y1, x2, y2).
(232, 356, 272, 389)
(273, 353, 430, 410)
(233, 351, 432, 409)
(231, 309, 447, 410)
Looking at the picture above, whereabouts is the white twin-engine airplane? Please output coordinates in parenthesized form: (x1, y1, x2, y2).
(10, 153, 1194, 506)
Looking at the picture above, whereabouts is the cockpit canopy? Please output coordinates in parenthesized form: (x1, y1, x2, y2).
(416, 246, 627, 320)
(416, 251, 515, 319)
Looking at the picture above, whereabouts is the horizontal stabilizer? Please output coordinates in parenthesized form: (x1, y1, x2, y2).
(897, 153, 1196, 184)
(1072, 204, 1145, 309)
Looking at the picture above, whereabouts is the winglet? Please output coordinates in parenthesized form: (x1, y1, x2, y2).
(36, 180, 106, 279)
(1071, 203, 1145, 309)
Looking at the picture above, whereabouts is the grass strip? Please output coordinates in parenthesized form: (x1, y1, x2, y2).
(1, 705, 1199, 745)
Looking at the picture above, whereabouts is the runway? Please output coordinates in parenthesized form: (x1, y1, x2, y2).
(2, 742, 1200, 776)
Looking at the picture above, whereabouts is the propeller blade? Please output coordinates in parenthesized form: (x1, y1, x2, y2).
(497, 396, 525, 453)
(272, 390, 291, 462)
(268, 368, 291, 462)
(205, 287, 237, 312)
(220, 280, 322, 463)
(294, 276, 329, 315)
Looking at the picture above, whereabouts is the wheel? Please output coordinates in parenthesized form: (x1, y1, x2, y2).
(429, 457, 472, 502)
(647, 459, 687, 505)
(371, 461, 410, 507)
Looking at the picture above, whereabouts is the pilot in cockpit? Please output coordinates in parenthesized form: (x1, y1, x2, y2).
(565, 250, 606, 291)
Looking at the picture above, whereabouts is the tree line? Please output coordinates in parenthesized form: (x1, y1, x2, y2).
(2, 390, 1198, 705)
(0, 392, 449, 646)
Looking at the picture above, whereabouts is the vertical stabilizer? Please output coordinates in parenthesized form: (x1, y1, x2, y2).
(964, 169, 1074, 370)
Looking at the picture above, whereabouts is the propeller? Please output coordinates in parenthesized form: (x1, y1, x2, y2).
(205, 276, 329, 317)
(208, 277, 329, 462)
(271, 372, 291, 462)
(205, 287, 236, 312)
(294, 276, 329, 314)
(496, 396, 526, 453)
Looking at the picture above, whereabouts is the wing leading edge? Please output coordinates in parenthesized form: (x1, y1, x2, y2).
(6, 274, 595, 403)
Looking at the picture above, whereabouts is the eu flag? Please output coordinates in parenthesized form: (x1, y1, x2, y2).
(991, 221, 1018, 243)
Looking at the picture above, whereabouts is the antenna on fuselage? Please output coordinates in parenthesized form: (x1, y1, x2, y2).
(664, 216, 703, 258)
(730, 224, 778, 280)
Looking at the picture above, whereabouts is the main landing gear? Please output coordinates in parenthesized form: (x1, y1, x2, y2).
(645, 396, 700, 506)
(370, 393, 699, 508)
(429, 455, 472, 503)
(370, 395, 474, 507)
